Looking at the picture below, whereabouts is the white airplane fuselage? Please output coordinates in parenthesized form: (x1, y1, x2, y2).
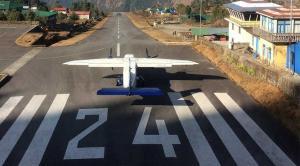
(123, 54, 137, 88)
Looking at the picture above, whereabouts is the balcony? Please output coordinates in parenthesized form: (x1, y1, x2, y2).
(253, 28, 300, 43)
(225, 16, 260, 27)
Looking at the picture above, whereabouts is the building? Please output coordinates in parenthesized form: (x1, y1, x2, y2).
(35, 10, 57, 26)
(224, 0, 281, 49)
(50, 7, 68, 14)
(0, 1, 23, 12)
(73, 11, 90, 20)
(252, 8, 300, 73)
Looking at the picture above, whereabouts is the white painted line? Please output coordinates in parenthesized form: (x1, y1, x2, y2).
(168, 93, 220, 165)
(118, 35, 120, 39)
(133, 107, 180, 158)
(19, 94, 69, 166)
(117, 43, 120, 57)
(0, 95, 46, 165)
(192, 93, 257, 166)
(215, 93, 296, 166)
(0, 96, 23, 125)
(0, 27, 16, 29)
(64, 108, 107, 160)
(3, 48, 42, 75)
(0, 32, 7, 38)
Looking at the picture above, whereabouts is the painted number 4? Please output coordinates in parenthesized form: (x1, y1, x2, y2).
(133, 107, 181, 157)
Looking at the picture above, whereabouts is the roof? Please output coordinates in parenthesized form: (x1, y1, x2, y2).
(51, 7, 67, 11)
(258, 8, 300, 19)
(0, 1, 22, 10)
(73, 11, 90, 15)
(191, 27, 228, 36)
(35, 11, 57, 17)
(224, 0, 282, 12)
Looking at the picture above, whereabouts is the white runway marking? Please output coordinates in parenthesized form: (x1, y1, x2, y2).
(3, 48, 42, 75)
(0, 96, 23, 125)
(64, 108, 107, 160)
(168, 93, 220, 166)
(0, 27, 16, 29)
(0, 95, 46, 165)
(193, 93, 257, 166)
(133, 107, 180, 158)
(19, 94, 69, 166)
(215, 93, 296, 166)
(117, 43, 120, 57)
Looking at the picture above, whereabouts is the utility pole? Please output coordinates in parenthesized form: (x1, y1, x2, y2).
(199, 0, 202, 34)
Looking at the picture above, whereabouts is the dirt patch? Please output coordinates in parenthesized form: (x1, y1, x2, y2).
(51, 17, 108, 47)
(193, 43, 300, 139)
(126, 13, 182, 43)
(15, 32, 43, 47)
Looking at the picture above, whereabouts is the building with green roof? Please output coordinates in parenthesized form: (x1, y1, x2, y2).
(0, 1, 22, 12)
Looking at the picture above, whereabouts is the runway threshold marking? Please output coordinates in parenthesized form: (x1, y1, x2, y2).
(215, 93, 296, 166)
(19, 94, 69, 166)
(0, 96, 23, 125)
(3, 48, 42, 75)
(0, 95, 46, 165)
(192, 92, 257, 166)
(168, 92, 220, 166)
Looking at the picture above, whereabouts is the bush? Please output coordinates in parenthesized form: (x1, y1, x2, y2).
(57, 13, 67, 22)
(26, 11, 35, 21)
(0, 12, 7, 21)
(34, 16, 47, 26)
(69, 12, 79, 21)
(7, 10, 24, 21)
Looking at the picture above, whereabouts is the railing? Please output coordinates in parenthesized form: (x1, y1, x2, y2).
(253, 28, 300, 43)
(225, 17, 260, 27)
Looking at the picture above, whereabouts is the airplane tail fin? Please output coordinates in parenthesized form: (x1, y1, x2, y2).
(97, 88, 163, 96)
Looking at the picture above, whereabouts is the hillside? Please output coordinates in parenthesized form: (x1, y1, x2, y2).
(45, 0, 300, 11)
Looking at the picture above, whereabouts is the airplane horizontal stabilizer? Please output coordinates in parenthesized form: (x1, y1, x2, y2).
(97, 88, 163, 96)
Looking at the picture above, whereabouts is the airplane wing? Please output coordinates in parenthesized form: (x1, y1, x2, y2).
(63, 58, 124, 67)
(136, 58, 198, 68)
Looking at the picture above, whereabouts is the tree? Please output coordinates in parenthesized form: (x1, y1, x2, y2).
(191, 0, 209, 14)
(212, 5, 228, 21)
(185, 5, 192, 18)
(0, 12, 7, 21)
(26, 11, 35, 21)
(176, 4, 186, 16)
(38, 1, 48, 11)
(69, 12, 79, 21)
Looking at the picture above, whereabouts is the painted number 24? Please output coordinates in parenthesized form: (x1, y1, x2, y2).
(64, 107, 180, 159)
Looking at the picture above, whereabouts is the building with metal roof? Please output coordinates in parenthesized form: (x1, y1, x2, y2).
(0, 1, 23, 12)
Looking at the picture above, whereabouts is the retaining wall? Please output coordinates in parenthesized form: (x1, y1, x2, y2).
(198, 38, 300, 99)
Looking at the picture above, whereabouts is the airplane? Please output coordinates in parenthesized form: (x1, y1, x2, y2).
(63, 54, 198, 96)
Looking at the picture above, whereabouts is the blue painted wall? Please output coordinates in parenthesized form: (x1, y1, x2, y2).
(287, 42, 300, 74)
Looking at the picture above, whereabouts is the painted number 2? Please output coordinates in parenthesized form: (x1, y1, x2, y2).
(64, 108, 108, 159)
(133, 107, 181, 157)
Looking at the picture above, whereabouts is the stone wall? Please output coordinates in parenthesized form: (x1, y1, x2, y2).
(198, 38, 300, 99)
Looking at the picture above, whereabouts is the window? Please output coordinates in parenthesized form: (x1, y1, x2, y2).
(268, 18, 274, 33)
(295, 20, 300, 33)
(278, 20, 291, 33)
(262, 44, 266, 56)
(238, 27, 241, 34)
(232, 23, 234, 30)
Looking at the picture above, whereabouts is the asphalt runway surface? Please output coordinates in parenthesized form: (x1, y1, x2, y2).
(0, 14, 299, 166)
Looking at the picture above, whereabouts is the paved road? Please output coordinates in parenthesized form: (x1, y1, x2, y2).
(0, 14, 299, 166)
(0, 24, 33, 71)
